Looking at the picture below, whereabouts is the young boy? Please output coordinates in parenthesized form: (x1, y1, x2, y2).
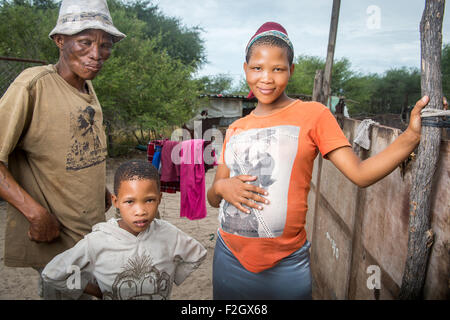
(42, 159, 207, 300)
(207, 22, 431, 300)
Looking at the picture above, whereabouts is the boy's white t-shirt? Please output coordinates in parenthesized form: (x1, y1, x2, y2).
(41, 218, 207, 300)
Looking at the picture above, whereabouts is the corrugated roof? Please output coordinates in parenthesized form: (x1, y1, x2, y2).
(199, 93, 313, 101)
(199, 93, 252, 100)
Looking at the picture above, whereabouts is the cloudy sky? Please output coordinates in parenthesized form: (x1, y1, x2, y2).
(155, 0, 450, 85)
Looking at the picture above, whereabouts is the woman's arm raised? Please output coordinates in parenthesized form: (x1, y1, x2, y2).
(327, 96, 431, 188)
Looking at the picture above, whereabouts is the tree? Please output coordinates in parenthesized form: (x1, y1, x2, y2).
(286, 55, 322, 95)
(400, 0, 444, 300)
(31, 0, 58, 9)
(0, 1, 59, 61)
(93, 7, 200, 145)
(197, 73, 235, 94)
(286, 55, 354, 97)
(109, 0, 206, 69)
(374, 67, 421, 114)
(0, 0, 205, 148)
(341, 73, 380, 115)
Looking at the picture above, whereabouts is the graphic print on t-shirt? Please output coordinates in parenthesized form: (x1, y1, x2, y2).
(66, 105, 107, 171)
(103, 254, 171, 300)
(220, 125, 300, 238)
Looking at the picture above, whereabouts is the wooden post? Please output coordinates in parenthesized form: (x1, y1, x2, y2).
(310, 69, 325, 299)
(322, 0, 341, 107)
(309, 1, 340, 296)
(312, 69, 325, 103)
(399, 0, 445, 300)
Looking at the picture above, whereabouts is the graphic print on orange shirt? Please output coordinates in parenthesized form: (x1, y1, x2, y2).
(219, 125, 300, 238)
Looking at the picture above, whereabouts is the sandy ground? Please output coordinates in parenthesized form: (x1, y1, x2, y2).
(0, 153, 219, 300)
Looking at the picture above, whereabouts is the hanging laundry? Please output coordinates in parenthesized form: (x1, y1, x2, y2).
(152, 145, 162, 170)
(353, 119, 379, 151)
(160, 181, 180, 193)
(147, 141, 155, 163)
(160, 140, 181, 182)
(147, 139, 217, 205)
(179, 139, 207, 220)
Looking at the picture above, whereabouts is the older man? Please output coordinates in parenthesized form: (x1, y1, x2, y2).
(0, 0, 125, 299)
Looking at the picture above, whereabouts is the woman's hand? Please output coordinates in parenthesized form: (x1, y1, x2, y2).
(405, 95, 430, 141)
(405, 95, 448, 141)
(215, 175, 269, 214)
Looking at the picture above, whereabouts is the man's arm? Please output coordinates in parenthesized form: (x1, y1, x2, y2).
(0, 161, 60, 242)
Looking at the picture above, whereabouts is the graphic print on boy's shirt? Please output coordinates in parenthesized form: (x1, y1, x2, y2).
(103, 254, 171, 300)
(220, 125, 300, 238)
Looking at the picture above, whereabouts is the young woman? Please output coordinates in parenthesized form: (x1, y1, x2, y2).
(207, 22, 429, 300)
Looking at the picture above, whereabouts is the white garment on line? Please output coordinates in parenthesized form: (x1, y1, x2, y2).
(353, 119, 379, 151)
(42, 218, 207, 300)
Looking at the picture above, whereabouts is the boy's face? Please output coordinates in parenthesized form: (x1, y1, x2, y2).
(244, 45, 294, 105)
(112, 179, 161, 236)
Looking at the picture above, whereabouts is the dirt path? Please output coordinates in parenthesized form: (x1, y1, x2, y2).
(0, 154, 219, 300)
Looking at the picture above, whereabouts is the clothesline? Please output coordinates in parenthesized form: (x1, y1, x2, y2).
(420, 108, 450, 118)
(147, 139, 218, 221)
(421, 108, 450, 128)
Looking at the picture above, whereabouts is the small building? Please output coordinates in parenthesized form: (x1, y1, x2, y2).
(185, 93, 314, 138)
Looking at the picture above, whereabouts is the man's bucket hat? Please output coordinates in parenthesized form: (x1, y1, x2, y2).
(49, 0, 126, 43)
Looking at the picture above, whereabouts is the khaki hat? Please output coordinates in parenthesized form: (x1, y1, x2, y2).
(49, 0, 126, 43)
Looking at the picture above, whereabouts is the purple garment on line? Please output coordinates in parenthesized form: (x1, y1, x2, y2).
(180, 139, 207, 220)
(160, 140, 181, 182)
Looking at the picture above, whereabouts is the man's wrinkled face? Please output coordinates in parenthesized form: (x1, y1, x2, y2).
(55, 29, 113, 81)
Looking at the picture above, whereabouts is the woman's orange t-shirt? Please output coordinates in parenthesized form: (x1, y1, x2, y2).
(218, 100, 351, 273)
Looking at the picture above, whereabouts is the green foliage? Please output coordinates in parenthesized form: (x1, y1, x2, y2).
(94, 3, 202, 143)
(286, 55, 323, 95)
(197, 73, 235, 94)
(286, 55, 354, 96)
(95, 37, 200, 141)
(109, 0, 205, 68)
(234, 77, 250, 95)
(342, 68, 421, 115)
(0, 0, 205, 146)
(0, 0, 59, 61)
(340, 73, 380, 115)
(442, 43, 450, 98)
(375, 67, 420, 114)
(1, 1, 448, 128)
(284, 54, 423, 116)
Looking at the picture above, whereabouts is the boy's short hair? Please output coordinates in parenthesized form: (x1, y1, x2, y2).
(114, 159, 160, 195)
(245, 35, 294, 66)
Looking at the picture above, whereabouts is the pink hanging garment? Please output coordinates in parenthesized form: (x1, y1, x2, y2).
(180, 139, 207, 220)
